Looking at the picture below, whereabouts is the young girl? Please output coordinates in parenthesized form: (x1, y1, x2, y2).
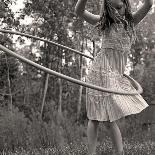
(75, 0, 153, 155)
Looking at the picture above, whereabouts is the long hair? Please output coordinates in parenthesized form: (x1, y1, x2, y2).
(99, 0, 135, 34)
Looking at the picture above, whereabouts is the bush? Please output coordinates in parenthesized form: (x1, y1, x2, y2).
(0, 106, 29, 152)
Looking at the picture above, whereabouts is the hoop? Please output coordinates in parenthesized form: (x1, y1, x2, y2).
(0, 29, 143, 95)
(0, 44, 143, 95)
(0, 29, 94, 60)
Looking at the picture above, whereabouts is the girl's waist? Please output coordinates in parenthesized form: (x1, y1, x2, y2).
(101, 38, 131, 51)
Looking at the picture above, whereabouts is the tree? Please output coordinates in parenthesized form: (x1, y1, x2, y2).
(0, 0, 21, 112)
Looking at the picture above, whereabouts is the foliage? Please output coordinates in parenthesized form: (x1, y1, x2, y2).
(0, 106, 29, 152)
(0, 105, 154, 154)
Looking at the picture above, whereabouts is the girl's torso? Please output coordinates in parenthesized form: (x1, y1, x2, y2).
(101, 23, 134, 54)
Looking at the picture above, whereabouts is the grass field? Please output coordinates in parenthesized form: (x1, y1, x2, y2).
(1, 139, 155, 155)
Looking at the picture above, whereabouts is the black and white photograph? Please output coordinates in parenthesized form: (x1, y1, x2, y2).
(0, 0, 154, 154)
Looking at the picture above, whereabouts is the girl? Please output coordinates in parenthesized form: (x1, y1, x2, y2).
(75, 0, 153, 155)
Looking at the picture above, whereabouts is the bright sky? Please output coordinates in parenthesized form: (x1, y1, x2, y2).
(10, 0, 25, 13)
(10, 0, 33, 25)
(10, 0, 33, 48)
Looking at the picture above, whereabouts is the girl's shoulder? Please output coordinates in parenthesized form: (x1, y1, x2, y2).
(89, 22, 136, 43)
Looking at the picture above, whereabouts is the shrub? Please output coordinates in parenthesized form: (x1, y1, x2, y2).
(0, 106, 29, 152)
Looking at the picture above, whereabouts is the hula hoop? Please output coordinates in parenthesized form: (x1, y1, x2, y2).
(0, 44, 143, 95)
(0, 29, 94, 60)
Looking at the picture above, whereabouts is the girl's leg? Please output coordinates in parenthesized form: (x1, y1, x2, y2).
(87, 119, 99, 155)
(104, 121, 124, 154)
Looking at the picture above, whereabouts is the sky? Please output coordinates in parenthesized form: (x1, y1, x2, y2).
(10, 0, 33, 25)
(10, 0, 25, 13)
(10, 0, 33, 48)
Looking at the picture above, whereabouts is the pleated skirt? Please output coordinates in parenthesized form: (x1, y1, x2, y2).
(85, 48, 149, 122)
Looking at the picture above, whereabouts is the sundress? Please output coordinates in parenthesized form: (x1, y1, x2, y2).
(85, 23, 149, 122)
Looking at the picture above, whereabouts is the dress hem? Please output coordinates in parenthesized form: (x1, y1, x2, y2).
(87, 105, 149, 122)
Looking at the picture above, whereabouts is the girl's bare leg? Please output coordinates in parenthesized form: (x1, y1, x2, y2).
(104, 121, 124, 155)
(87, 119, 99, 155)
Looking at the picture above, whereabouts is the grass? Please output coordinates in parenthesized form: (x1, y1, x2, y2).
(1, 138, 155, 155)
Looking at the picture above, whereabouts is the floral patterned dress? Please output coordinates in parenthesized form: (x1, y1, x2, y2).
(85, 23, 149, 122)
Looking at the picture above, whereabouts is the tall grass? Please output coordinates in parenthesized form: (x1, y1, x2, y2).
(0, 106, 154, 154)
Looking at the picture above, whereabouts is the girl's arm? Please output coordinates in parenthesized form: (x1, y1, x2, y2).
(75, 0, 101, 25)
(133, 0, 153, 26)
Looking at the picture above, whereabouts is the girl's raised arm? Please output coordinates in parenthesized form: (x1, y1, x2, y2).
(133, 0, 153, 26)
(75, 0, 101, 25)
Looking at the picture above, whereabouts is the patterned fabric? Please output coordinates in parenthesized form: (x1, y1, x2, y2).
(85, 23, 149, 122)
